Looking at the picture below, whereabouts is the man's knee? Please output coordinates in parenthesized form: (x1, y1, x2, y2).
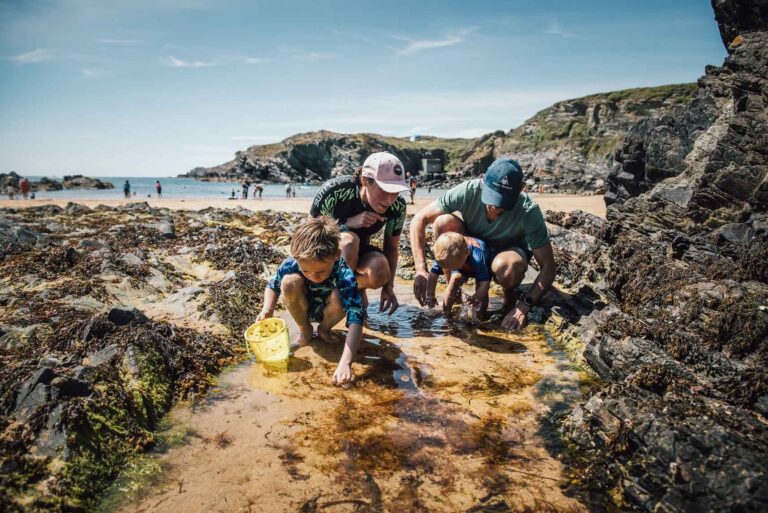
(492, 257, 527, 288)
(433, 214, 464, 237)
(280, 274, 305, 297)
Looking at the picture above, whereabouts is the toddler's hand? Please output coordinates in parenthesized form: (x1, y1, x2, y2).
(256, 309, 273, 321)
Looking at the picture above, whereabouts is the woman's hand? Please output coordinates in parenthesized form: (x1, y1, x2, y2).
(346, 211, 385, 229)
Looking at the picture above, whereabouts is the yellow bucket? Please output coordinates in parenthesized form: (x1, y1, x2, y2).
(244, 318, 290, 363)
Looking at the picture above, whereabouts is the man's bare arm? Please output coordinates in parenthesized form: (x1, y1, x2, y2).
(409, 201, 445, 305)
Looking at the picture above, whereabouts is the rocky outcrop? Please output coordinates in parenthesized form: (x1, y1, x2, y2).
(0, 173, 114, 192)
(452, 84, 698, 194)
(184, 85, 693, 192)
(60, 175, 114, 190)
(183, 131, 461, 184)
(548, 2, 768, 511)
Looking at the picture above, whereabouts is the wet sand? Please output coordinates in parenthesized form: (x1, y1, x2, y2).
(0, 194, 606, 218)
(109, 282, 590, 513)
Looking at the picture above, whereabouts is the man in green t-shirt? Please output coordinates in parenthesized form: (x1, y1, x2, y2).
(410, 158, 557, 330)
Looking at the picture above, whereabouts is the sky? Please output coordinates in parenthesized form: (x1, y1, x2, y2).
(0, 0, 726, 177)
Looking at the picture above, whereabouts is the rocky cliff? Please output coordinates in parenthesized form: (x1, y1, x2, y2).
(546, 1, 767, 511)
(183, 84, 694, 192)
(184, 131, 473, 184)
(454, 84, 698, 194)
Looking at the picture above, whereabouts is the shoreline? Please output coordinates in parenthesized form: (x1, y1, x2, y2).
(0, 193, 607, 218)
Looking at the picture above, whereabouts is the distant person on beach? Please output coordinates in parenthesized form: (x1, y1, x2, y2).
(257, 216, 364, 385)
(19, 178, 30, 200)
(6, 182, 16, 200)
(425, 232, 494, 319)
(410, 158, 556, 331)
(255, 183, 264, 199)
(123, 180, 131, 198)
(285, 183, 292, 198)
(408, 172, 417, 204)
(155, 180, 162, 198)
(310, 152, 409, 315)
(230, 189, 236, 199)
(241, 179, 250, 199)
(292, 186, 296, 198)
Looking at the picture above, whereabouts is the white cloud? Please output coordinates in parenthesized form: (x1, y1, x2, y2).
(293, 51, 336, 60)
(97, 38, 144, 45)
(230, 135, 281, 142)
(544, 21, 576, 38)
(244, 57, 271, 64)
(398, 27, 477, 55)
(81, 68, 96, 77)
(167, 55, 216, 68)
(13, 49, 51, 63)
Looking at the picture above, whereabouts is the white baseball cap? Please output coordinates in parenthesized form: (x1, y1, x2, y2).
(361, 152, 410, 193)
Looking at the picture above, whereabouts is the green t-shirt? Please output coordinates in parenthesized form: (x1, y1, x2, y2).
(437, 179, 550, 251)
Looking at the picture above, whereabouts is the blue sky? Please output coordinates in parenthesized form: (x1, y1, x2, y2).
(1, 0, 725, 177)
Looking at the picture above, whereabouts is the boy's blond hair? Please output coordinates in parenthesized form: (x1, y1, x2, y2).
(290, 216, 341, 261)
(434, 232, 468, 270)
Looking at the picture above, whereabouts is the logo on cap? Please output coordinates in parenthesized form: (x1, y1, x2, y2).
(393, 164, 403, 176)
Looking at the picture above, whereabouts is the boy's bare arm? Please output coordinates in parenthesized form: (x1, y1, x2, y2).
(442, 273, 464, 315)
(332, 323, 363, 385)
(257, 287, 278, 320)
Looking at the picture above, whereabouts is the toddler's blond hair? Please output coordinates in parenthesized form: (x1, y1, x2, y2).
(434, 232, 469, 270)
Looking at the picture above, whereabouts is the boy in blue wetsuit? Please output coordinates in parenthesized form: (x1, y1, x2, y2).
(426, 232, 494, 319)
(257, 216, 364, 385)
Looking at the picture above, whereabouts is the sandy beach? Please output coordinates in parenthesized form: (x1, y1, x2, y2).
(0, 193, 607, 218)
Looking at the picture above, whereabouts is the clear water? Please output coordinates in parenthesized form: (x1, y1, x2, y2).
(22, 176, 446, 201)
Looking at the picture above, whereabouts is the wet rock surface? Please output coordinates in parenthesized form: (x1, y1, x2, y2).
(549, 2, 768, 511)
(0, 203, 303, 511)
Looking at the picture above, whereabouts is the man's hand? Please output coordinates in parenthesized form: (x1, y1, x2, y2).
(425, 295, 438, 308)
(256, 309, 273, 321)
(332, 362, 354, 386)
(379, 285, 399, 314)
(501, 303, 529, 331)
(346, 211, 386, 229)
(413, 270, 430, 306)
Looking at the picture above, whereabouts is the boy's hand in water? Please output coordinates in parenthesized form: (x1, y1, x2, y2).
(332, 363, 354, 386)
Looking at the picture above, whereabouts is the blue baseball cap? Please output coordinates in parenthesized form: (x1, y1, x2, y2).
(481, 158, 523, 210)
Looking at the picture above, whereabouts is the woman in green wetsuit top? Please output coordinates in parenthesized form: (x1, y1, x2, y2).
(310, 152, 410, 315)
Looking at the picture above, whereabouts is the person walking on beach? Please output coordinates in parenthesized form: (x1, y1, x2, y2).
(408, 173, 417, 204)
(155, 180, 162, 198)
(123, 180, 131, 198)
(410, 158, 557, 331)
(310, 151, 410, 315)
(6, 182, 16, 200)
(241, 179, 250, 199)
(255, 183, 264, 199)
(19, 177, 30, 200)
(285, 183, 292, 198)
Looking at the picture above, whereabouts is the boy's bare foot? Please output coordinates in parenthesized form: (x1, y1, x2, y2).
(297, 324, 314, 347)
(317, 329, 345, 344)
(502, 289, 518, 314)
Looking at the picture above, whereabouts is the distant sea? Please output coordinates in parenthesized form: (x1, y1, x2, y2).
(24, 176, 446, 201)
